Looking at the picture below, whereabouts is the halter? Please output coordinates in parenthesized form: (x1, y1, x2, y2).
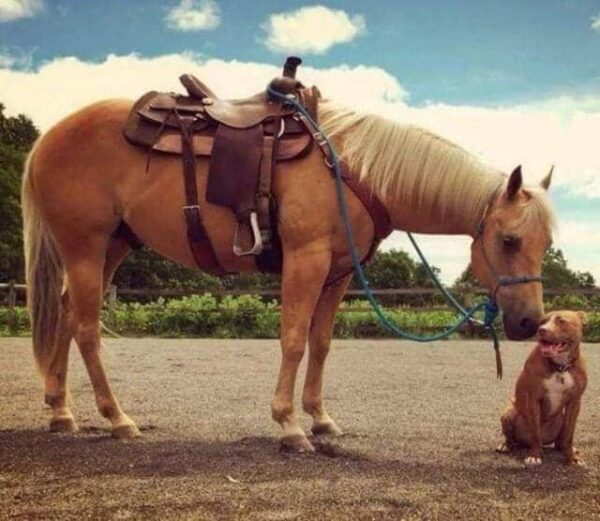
(473, 203, 544, 307)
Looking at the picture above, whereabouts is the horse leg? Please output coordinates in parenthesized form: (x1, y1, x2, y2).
(66, 241, 139, 439)
(302, 275, 351, 437)
(45, 290, 77, 432)
(102, 235, 132, 293)
(271, 247, 332, 452)
(44, 236, 131, 433)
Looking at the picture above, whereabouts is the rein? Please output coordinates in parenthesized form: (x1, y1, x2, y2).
(267, 85, 542, 379)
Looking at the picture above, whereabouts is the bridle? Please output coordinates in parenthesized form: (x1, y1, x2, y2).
(473, 202, 544, 306)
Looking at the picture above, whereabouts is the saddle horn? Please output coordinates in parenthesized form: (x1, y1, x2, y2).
(269, 56, 304, 97)
(283, 56, 302, 78)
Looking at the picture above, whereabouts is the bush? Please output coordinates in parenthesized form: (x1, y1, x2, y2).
(1, 299, 598, 342)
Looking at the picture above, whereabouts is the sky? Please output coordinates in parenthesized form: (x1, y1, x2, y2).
(0, 0, 599, 283)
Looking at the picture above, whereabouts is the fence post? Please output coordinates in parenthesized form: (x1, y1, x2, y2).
(7, 280, 16, 308)
(7, 280, 17, 333)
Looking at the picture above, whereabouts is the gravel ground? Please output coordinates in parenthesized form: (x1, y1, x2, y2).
(1, 337, 599, 520)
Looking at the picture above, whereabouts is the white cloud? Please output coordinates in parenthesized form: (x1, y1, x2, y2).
(396, 101, 600, 199)
(263, 5, 365, 54)
(591, 14, 600, 32)
(165, 0, 219, 32)
(0, 53, 405, 131)
(0, 0, 42, 21)
(0, 53, 598, 283)
(0, 46, 33, 68)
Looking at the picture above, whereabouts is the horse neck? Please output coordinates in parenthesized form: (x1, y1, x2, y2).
(381, 166, 504, 237)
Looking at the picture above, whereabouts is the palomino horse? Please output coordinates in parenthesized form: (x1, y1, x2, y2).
(22, 98, 555, 451)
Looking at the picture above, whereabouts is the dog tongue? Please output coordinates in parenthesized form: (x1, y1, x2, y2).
(540, 342, 560, 356)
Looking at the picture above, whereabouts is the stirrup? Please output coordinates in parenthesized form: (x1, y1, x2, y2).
(233, 212, 263, 256)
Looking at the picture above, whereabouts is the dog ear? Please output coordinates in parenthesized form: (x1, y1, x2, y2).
(577, 311, 588, 326)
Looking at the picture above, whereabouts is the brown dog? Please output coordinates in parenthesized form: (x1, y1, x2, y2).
(498, 310, 588, 466)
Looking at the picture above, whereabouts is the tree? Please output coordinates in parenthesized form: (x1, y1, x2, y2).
(541, 247, 595, 289)
(352, 249, 440, 288)
(454, 247, 595, 289)
(112, 247, 279, 294)
(0, 103, 39, 282)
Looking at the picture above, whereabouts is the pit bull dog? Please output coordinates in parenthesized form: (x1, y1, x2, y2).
(497, 310, 588, 466)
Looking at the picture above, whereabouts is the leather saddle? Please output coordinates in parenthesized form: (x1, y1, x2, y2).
(123, 56, 319, 272)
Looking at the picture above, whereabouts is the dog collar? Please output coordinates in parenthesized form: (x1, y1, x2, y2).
(551, 361, 571, 373)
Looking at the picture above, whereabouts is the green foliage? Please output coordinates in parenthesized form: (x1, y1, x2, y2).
(2, 296, 598, 342)
(0, 103, 39, 282)
(352, 249, 440, 289)
(545, 294, 590, 311)
(541, 247, 595, 289)
(113, 248, 279, 297)
(0, 305, 29, 336)
(107, 294, 280, 338)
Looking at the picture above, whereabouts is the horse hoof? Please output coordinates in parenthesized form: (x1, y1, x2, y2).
(49, 416, 79, 433)
(312, 421, 343, 437)
(112, 423, 141, 440)
(281, 434, 315, 453)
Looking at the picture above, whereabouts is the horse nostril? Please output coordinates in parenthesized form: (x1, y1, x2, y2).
(520, 317, 535, 335)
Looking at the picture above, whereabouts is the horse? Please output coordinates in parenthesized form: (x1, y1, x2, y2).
(21, 97, 555, 452)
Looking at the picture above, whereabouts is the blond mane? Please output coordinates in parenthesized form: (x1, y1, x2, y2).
(319, 102, 555, 234)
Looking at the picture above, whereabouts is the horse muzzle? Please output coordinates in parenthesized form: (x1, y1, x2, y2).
(502, 312, 541, 340)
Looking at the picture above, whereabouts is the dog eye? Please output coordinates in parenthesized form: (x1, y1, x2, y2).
(502, 235, 521, 253)
(556, 316, 565, 325)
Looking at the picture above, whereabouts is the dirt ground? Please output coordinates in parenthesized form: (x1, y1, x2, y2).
(1, 337, 599, 520)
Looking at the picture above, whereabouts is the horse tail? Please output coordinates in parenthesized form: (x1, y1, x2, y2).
(22, 142, 65, 376)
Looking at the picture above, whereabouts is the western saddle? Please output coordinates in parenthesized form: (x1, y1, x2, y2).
(123, 57, 392, 277)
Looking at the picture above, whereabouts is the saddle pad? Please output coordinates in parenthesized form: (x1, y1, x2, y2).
(206, 124, 264, 220)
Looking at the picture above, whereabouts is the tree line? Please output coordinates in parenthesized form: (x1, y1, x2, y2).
(0, 103, 595, 293)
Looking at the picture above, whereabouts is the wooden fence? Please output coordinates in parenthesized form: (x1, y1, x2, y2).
(2, 282, 599, 313)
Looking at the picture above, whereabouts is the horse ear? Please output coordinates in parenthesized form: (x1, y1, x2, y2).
(540, 165, 554, 190)
(506, 165, 523, 200)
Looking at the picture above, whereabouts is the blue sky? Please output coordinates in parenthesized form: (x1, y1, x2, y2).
(2, 0, 600, 105)
(0, 0, 598, 282)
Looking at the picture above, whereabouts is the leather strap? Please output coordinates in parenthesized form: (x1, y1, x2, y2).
(294, 113, 392, 243)
(255, 127, 284, 273)
(257, 134, 276, 246)
(175, 110, 226, 275)
(339, 162, 393, 243)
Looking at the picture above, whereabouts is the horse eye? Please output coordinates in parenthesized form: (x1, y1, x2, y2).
(502, 235, 521, 253)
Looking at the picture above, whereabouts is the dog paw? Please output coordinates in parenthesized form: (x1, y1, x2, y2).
(524, 456, 542, 466)
(496, 443, 510, 453)
(566, 456, 586, 467)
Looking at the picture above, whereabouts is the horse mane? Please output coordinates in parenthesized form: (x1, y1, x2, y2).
(318, 102, 555, 234)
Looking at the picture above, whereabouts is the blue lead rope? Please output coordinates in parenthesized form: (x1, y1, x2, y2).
(267, 86, 502, 378)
